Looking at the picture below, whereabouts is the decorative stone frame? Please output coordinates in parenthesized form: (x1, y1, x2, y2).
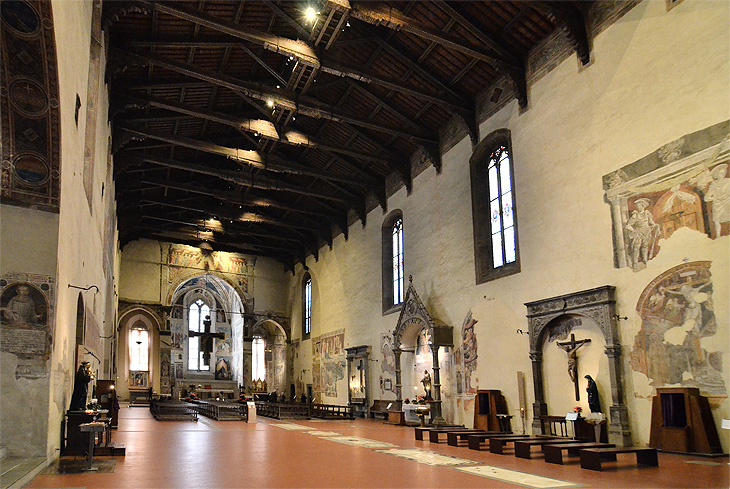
(525, 285, 632, 446)
(392, 277, 453, 424)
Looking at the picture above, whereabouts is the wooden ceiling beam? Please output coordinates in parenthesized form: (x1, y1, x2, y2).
(326, 0, 518, 67)
(117, 125, 378, 190)
(113, 47, 438, 143)
(117, 153, 351, 204)
(139, 177, 344, 220)
(126, 36, 471, 114)
(116, 92, 391, 167)
(530, 1, 591, 66)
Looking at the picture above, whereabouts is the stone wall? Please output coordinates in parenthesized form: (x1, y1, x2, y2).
(286, 0, 729, 448)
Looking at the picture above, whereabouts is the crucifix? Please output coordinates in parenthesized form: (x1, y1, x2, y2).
(189, 315, 225, 366)
(556, 333, 591, 401)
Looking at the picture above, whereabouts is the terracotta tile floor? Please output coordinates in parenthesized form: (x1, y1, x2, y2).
(25, 407, 729, 488)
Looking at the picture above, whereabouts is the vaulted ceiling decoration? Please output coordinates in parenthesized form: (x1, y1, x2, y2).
(105, 0, 599, 271)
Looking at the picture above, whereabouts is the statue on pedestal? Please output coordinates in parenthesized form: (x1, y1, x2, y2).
(420, 370, 432, 400)
(585, 375, 602, 413)
(69, 361, 93, 411)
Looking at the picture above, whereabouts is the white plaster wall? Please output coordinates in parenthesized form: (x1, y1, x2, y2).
(287, 0, 729, 447)
(46, 0, 117, 458)
(119, 240, 165, 303)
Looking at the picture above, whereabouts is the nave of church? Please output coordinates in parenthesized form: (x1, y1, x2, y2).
(1, 0, 729, 487)
(20, 405, 729, 489)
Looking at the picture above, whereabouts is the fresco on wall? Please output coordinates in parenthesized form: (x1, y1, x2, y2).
(0, 274, 54, 379)
(215, 357, 231, 380)
(167, 245, 251, 294)
(160, 348, 171, 395)
(630, 261, 726, 398)
(603, 121, 729, 270)
(215, 325, 231, 355)
(311, 329, 345, 398)
(461, 311, 478, 395)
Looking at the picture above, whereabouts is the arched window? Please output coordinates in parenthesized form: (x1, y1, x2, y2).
(470, 130, 520, 283)
(302, 273, 312, 339)
(188, 298, 211, 371)
(382, 210, 404, 314)
(252, 336, 266, 381)
(128, 322, 149, 371)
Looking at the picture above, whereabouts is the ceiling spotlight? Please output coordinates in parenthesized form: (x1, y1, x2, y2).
(266, 99, 274, 108)
(305, 6, 317, 22)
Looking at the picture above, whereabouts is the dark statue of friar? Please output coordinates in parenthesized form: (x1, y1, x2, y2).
(584, 375, 601, 413)
(69, 361, 93, 411)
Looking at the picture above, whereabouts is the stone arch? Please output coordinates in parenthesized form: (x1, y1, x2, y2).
(525, 285, 631, 446)
(117, 306, 162, 400)
(392, 278, 453, 424)
(165, 270, 249, 311)
(251, 319, 288, 395)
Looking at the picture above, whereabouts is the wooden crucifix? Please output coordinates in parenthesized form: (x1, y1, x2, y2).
(556, 333, 591, 401)
(189, 315, 225, 366)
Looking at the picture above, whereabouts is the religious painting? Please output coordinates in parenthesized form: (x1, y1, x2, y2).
(130, 370, 148, 388)
(461, 311, 478, 395)
(174, 362, 183, 379)
(603, 121, 730, 270)
(215, 325, 231, 355)
(0, 274, 54, 378)
(215, 357, 231, 380)
(630, 261, 726, 398)
(324, 360, 346, 397)
(380, 333, 395, 374)
(160, 349, 172, 395)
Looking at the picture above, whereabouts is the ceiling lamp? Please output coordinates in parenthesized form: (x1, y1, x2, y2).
(305, 6, 317, 22)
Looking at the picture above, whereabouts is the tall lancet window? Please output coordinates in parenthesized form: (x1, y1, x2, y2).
(302, 273, 312, 338)
(129, 324, 149, 371)
(470, 129, 520, 284)
(252, 337, 266, 381)
(188, 298, 211, 371)
(382, 210, 404, 314)
(392, 218, 404, 305)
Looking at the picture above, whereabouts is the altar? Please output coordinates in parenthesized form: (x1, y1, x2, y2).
(402, 404, 423, 424)
(174, 379, 238, 400)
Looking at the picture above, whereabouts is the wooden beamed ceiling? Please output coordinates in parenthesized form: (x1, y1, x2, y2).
(106, 0, 592, 271)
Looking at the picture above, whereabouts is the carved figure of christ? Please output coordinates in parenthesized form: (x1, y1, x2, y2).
(556, 333, 591, 401)
(189, 316, 225, 366)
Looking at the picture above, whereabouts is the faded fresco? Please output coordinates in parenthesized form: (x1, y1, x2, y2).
(603, 121, 729, 270)
(0, 274, 54, 379)
(631, 261, 726, 398)
(454, 311, 478, 397)
(312, 329, 345, 398)
(167, 245, 251, 294)
(380, 333, 396, 395)
(215, 357, 231, 380)
(160, 348, 171, 395)
(414, 328, 433, 375)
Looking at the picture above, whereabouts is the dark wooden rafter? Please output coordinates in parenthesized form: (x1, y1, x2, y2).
(114, 92, 391, 168)
(117, 125, 377, 191)
(111, 47, 437, 143)
(530, 2, 591, 66)
(327, 0, 529, 107)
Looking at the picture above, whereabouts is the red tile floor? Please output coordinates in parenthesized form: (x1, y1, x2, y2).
(26, 406, 728, 488)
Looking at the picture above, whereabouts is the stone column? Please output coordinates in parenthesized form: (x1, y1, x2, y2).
(530, 350, 548, 433)
(605, 344, 632, 446)
(608, 196, 628, 268)
(430, 344, 446, 425)
(394, 349, 402, 402)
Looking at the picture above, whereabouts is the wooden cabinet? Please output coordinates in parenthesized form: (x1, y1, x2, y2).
(649, 387, 722, 454)
(473, 389, 508, 431)
(96, 380, 119, 428)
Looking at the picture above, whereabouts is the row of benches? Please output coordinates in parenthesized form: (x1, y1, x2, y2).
(254, 401, 355, 420)
(151, 399, 248, 421)
(415, 426, 658, 471)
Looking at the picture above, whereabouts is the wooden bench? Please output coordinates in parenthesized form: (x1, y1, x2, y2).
(467, 433, 526, 451)
(414, 425, 463, 441)
(428, 427, 470, 443)
(514, 438, 580, 459)
(543, 442, 615, 464)
(447, 430, 504, 447)
(150, 400, 198, 421)
(490, 436, 556, 454)
(579, 447, 658, 471)
(369, 400, 391, 419)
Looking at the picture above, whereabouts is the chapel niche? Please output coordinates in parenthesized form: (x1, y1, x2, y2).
(525, 285, 632, 446)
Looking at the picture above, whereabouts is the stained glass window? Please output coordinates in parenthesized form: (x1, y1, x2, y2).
(128, 326, 149, 372)
(188, 299, 211, 371)
(392, 218, 404, 305)
(303, 275, 312, 337)
(252, 337, 266, 381)
(488, 146, 517, 268)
